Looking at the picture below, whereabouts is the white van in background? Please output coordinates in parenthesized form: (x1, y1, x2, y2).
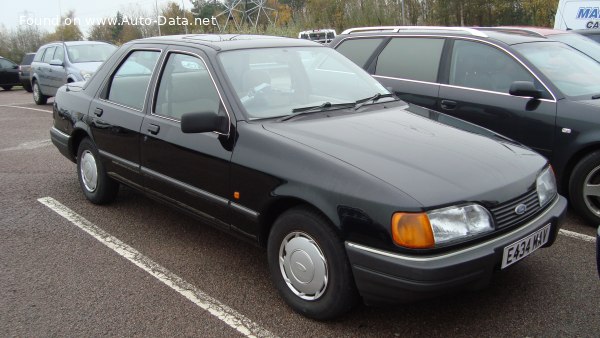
(555, 0, 600, 30)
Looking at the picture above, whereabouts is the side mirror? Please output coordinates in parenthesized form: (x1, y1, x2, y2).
(181, 111, 228, 134)
(509, 81, 542, 99)
(49, 59, 63, 67)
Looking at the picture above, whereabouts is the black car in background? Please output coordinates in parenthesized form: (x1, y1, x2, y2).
(19, 53, 36, 92)
(50, 34, 566, 319)
(0, 56, 21, 91)
(331, 26, 600, 226)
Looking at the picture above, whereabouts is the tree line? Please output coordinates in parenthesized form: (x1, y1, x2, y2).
(1, 0, 558, 63)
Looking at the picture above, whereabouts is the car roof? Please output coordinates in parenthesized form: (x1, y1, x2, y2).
(336, 26, 550, 45)
(478, 26, 570, 37)
(132, 34, 321, 51)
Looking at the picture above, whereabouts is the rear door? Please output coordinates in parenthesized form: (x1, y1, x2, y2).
(89, 46, 163, 190)
(438, 39, 557, 158)
(140, 47, 233, 227)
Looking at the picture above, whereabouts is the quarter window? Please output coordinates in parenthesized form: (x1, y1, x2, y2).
(375, 38, 444, 82)
(42, 46, 56, 63)
(335, 38, 384, 67)
(449, 40, 535, 93)
(107, 50, 160, 110)
(154, 53, 221, 120)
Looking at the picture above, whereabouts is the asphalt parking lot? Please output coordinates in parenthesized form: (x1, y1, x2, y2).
(0, 88, 598, 337)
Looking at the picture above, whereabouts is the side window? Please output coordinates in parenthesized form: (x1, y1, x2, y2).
(449, 40, 535, 93)
(53, 46, 64, 63)
(107, 50, 160, 110)
(34, 48, 45, 62)
(375, 38, 444, 82)
(335, 38, 384, 68)
(154, 53, 221, 120)
(42, 46, 56, 63)
(0, 59, 10, 69)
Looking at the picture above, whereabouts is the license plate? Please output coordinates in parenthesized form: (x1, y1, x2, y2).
(501, 223, 551, 269)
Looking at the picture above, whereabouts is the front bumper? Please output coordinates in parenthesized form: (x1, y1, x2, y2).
(346, 195, 567, 305)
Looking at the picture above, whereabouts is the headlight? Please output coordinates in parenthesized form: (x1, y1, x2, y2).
(391, 204, 493, 249)
(536, 166, 557, 207)
(80, 70, 93, 81)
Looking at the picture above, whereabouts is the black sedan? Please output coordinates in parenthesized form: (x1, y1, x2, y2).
(49, 34, 567, 319)
(0, 56, 20, 91)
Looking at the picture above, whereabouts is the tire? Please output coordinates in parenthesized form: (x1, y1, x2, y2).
(32, 80, 48, 105)
(569, 151, 600, 226)
(267, 206, 358, 320)
(2, 86, 13, 91)
(77, 138, 119, 204)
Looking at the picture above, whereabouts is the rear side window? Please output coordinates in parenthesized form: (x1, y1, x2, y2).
(375, 38, 444, 83)
(107, 50, 161, 110)
(335, 38, 384, 68)
(42, 46, 56, 63)
(154, 53, 221, 120)
(33, 49, 45, 62)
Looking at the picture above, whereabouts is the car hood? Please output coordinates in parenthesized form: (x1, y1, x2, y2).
(263, 108, 546, 207)
(70, 62, 103, 72)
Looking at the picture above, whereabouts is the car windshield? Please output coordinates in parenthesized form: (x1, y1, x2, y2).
(550, 33, 600, 62)
(67, 44, 116, 63)
(218, 47, 391, 120)
(513, 41, 600, 97)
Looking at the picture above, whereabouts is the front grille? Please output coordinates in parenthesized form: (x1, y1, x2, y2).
(490, 190, 543, 229)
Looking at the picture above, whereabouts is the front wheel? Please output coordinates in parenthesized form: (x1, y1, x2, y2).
(77, 138, 119, 204)
(569, 151, 600, 226)
(2, 86, 13, 91)
(32, 80, 48, 105)
(267, 207, 358, 320)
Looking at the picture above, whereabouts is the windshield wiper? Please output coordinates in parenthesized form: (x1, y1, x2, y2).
(354, 93, 396, 110)
(279, 102, 356, 121)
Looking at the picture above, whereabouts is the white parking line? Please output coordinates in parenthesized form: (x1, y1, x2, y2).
(559, 229, 596, 243)
(37, 197, 276, 338)
(0, 104, 52, 113)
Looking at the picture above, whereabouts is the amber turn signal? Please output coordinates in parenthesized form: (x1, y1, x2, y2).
(391, 212, 435, 249)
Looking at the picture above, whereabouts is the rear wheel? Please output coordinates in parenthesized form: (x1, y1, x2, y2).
(32, 80, 48, 105)
(77, 138, 119, 204)
(569, 151, 600, 226)
(267, 207, 358, 320)
(2, 86, 12, 91)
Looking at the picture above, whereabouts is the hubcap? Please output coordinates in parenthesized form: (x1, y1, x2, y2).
(33, 83, 39, 101)
(583, 165, 600, 216)
(80, 150, 98, 192)
(278, 231, 328, 301)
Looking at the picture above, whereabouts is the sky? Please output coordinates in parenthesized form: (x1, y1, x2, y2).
(1, 0, 196, 37)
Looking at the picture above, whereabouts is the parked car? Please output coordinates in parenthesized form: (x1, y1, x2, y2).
(18, 53, 36, 92)
(331, 26, 600, 226)
(478, 27, 600, 63)
(298, 29, 337, 44)
(50, 34, 566, 319)
(31, 41, 116, 105)
(0, 56, 21, 91)
(574, 29, 600, 44)
(597, 226, 600, 278)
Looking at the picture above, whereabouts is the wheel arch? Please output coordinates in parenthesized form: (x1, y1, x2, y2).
(69, 125, 93, 161)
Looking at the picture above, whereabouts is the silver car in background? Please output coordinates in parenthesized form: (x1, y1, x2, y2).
(31, 41, 116, 105)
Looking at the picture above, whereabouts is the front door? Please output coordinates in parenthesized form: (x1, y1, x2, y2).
(140, 49, 233, 226)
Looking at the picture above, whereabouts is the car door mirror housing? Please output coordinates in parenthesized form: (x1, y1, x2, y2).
(509, 81, 542, 99)
(181, 111, 228, 134)
(49, 59, 63, 67)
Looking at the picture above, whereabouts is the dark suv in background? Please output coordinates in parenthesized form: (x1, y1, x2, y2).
(19, 52, 35, 92)
(331, 26, 600, 226)
(31, 41, 116, 105)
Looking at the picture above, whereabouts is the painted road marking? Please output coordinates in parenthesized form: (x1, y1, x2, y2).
(0, 104, 52, 113)
(559, 229, 596, 243)
(0, 139, 51, 152)
(37, 197, 276, 338)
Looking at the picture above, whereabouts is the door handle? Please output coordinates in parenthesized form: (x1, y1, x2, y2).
(440, 99, 457, 110)
(148, 124, 160, 135)
(94, 108, 103, 117)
